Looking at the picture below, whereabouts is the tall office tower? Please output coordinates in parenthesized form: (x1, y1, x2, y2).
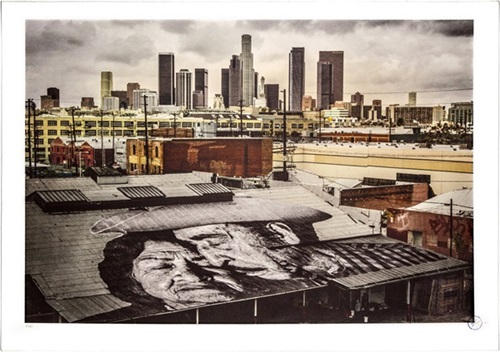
(221, 68, 229, 108)
(81, 97, 95, 109)
(103, 97, 120, 111)
(194, 68, 208, 108)
(127, 83, 140, 109)
(220, 68, 229, 106)
(228, 55, 241, 107)
(317, 61, 334, 109)
(240, 34, 255, 106)
(408, 92, 417, 106)
(351, 91, 364, 106)
(192, 91, 204, 109)
(350, 91, 364, 118)
(111, 90, 128, 109)
(289, 47, 305, 112)
(213, 94, 225, 110)
(254, 72, 259, 100)
(133, 89, 158, 112)
(317, 51, 344, 107)
(47, 87, 60, 107)
(176, 69, 192, 109)
(264, 84, 280, 111)
(159, 52, 175, 105)
(101, 71, 113, 107)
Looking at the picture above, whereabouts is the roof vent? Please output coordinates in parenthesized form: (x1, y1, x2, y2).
(118, 186, 165, 199)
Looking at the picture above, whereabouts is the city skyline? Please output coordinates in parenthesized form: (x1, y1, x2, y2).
(26, 20, 473, 110)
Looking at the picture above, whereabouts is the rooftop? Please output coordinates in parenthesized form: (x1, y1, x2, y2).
(25, 173, 469, 323)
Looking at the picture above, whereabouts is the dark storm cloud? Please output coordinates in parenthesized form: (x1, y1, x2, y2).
(159, 20, 197, 34)
(427, 20, 473, 37)
(26, 21, 97, 55)
(96, 33, 155, 65)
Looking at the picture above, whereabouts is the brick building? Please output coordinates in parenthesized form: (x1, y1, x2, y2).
(127, 137, 273, 177)
(386, 188, 473, 262)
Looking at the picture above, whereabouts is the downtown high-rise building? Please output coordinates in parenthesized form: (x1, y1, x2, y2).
(100, 71, 113, 108)
(111, 90, 128, 109)
(176, 69, 192, 109)
(264, 84, 280, 111)
(317, 51, 344, 109)
(289, 47, 305, 112)
(127, 83, 140, 109)
(47, 87, 60, 107)
(159, 53, 175, 105)
(228, 55, 241, 107)
(408, 92, 417, 106)
(221, 68, 229, 108)
(240, 34, 255, 107)
(133, 89, 157, 113)
(194, 68, 208, 109)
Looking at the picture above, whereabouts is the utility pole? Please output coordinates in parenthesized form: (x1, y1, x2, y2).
(282, 89, 288, 181)
(318, 109, 322, 143)
(100, 110, 105, 167)
(238, 99, 244, 137)
(70, 107, 78, 170)
(449, 199, 453, 257)
(33, 101, 38, 178)
(26, 99, 33, 178)
(143, 95, 150, 174)
(112, 113, 115, 164)
(173, 112, 177, 137)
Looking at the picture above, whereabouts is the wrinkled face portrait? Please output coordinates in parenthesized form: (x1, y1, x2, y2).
(174, 222, 299, 280)
(132, 240, 242, 310)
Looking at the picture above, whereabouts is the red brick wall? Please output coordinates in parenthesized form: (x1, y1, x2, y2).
(387, 209, 473, 262)
(163, 138, 273, 177)
(340, 183, 429, 210)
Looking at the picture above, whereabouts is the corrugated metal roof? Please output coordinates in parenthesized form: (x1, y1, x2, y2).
(187, 183, 232, 196)
(408, 188, 473, 217)
(118, 186, 165, 199)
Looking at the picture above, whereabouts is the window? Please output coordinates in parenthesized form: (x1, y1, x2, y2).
(123, 130, 134, 136)
(60, 121, 70, 126)
(155, 146, 159, 157)
(100, 121, 110, 127)
(113, 121, 123, 127)
(159, 122, 169, 127)
(124, 122, 134, 128)
(246, 123, 254, 128)
(254, 123, 262, 128)
(85, 130, 97, 136)
(132, 145, 136, 155)
(263, 123, 270, 129)
(35, 120, 44, 126)
(48, 130, 58, 135)
(48, 120, 58, 126)
(291, 124, 298, 129)
(182, 122, 191, 128)
(275, 124, 280, 129)
(298, 124, 304, 129)
(48, 139, 55, 144)
(85, 121, 97, 128)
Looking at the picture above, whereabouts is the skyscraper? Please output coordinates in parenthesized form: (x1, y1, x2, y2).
(317, 51, 344, 108)
(176, 69, 192, 109)
(195, 68, 208, 109)
(221, 68, 229, 108)
(100, 71, 113, 108)
(408, 92, 417, 106)
(159, 53, 175, 105)
(264, 84, 279, 111)
(228, 55, 241, 107)
(47, 87, 60, 107)
(240, 34, 255, 107)
(127, 83, 140, 109)
(289, 47, 305, 112)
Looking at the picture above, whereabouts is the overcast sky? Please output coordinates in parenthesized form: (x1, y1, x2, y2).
(26, 19, 473, 109)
